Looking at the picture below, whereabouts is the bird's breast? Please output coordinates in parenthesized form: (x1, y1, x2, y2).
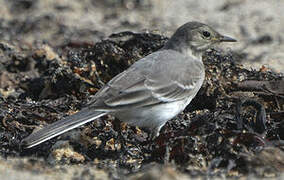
(113, 97, 193, 129)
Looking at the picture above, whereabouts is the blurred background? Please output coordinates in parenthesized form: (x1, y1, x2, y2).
(0, 0, 283, 72)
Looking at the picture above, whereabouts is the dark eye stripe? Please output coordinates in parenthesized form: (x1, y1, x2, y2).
(203, 31, 211, 37)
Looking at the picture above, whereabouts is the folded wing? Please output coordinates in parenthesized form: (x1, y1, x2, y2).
(91, 50, 205, 109)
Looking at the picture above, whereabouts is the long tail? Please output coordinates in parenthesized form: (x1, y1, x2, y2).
(22, 108, 107, 148)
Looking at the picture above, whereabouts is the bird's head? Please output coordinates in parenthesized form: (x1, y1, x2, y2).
(164, 21, 236, 54)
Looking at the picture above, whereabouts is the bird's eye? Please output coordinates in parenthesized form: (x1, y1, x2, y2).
(202, 31, 211, 38)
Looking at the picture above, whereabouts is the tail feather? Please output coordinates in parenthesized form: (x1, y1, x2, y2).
(22, 108, 106, 148)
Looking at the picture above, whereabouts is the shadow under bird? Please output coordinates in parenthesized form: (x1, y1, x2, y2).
(22, 21, 236, 148)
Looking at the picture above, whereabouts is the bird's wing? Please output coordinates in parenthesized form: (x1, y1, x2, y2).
(90, 50, 205, 110)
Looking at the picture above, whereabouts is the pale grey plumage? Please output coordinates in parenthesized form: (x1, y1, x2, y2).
(22, 21, 236, 148)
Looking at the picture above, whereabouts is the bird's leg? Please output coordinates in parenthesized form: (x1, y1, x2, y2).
(148, 126, 162, 141)
(113, 119, 126, 149)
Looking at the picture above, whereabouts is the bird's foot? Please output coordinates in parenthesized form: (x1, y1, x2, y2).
(147, 126, 162, 142)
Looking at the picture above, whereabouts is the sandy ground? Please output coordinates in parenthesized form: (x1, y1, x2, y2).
(1, 0, 283, 72)
(0, 1, 283, 179)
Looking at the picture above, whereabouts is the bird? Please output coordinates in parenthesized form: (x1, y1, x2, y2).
(22, 21, 236, 148)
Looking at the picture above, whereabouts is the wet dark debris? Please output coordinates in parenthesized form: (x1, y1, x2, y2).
(0, 30, 283, 179)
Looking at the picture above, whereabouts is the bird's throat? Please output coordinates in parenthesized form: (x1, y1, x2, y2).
(181, 47, 203, 62)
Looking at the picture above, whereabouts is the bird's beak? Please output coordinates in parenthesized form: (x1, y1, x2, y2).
(220, 35, 237, 42)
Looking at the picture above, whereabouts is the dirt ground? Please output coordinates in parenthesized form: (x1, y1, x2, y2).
(0, 0, 283, 179)
(1, 0, 283, 72)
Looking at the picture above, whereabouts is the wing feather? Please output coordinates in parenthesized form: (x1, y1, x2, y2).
(91, 50, 205, 110)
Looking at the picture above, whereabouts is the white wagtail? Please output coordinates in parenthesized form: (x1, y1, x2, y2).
(22, 21, 236, 148)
